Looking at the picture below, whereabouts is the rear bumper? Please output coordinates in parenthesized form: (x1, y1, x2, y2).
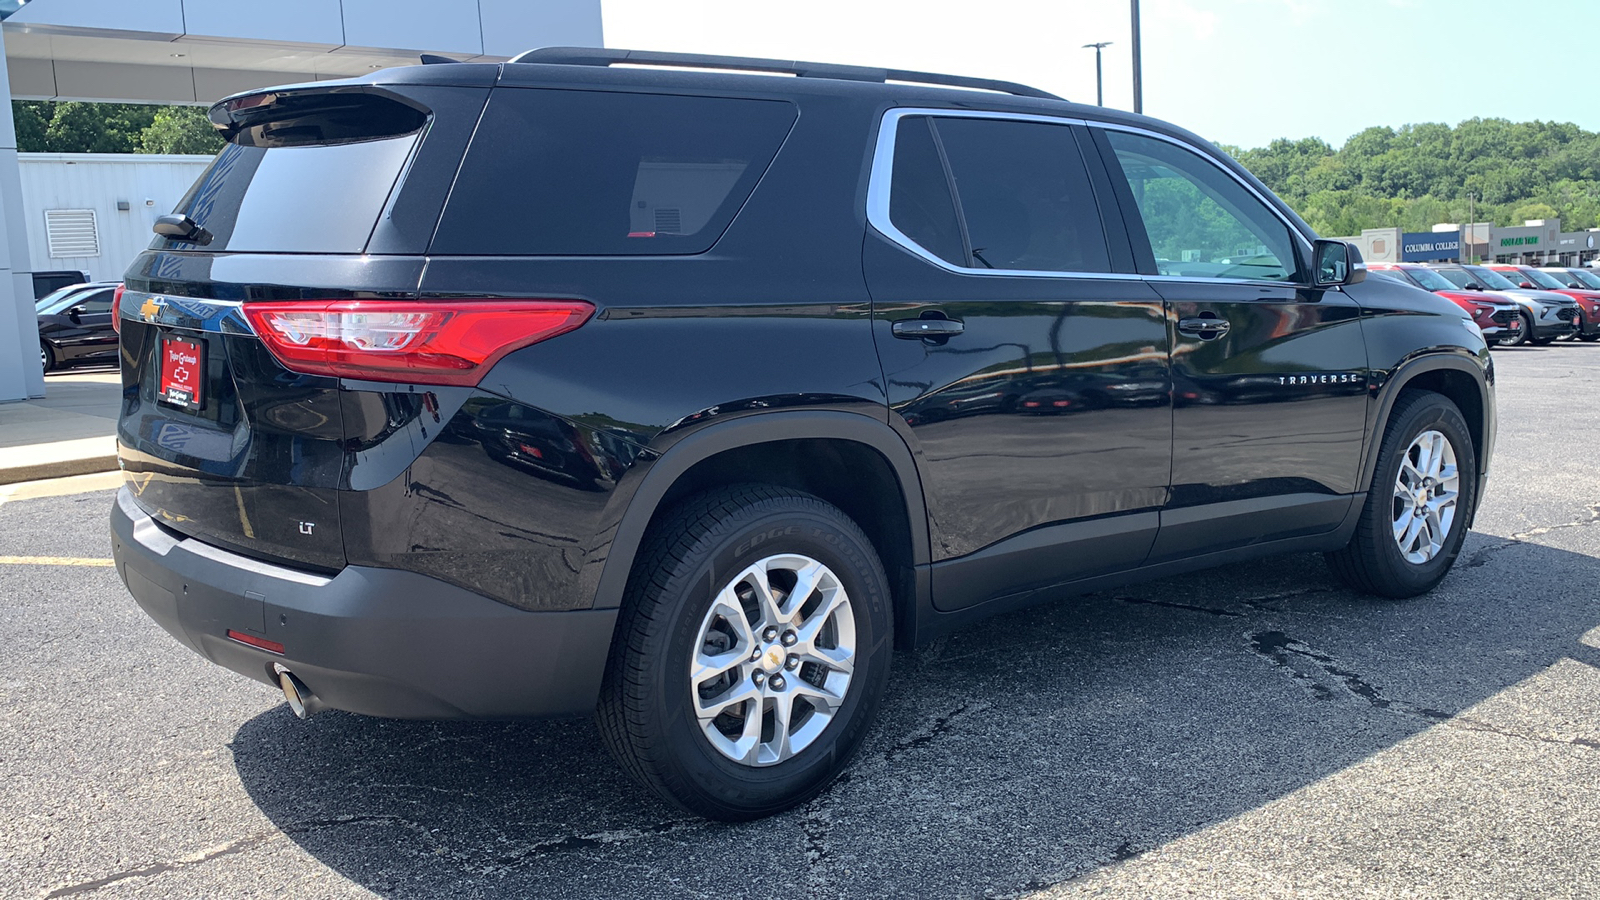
(111, 487, 616, 719)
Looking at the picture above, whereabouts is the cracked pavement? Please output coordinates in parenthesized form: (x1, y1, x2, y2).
(4, 345, 1600, 899)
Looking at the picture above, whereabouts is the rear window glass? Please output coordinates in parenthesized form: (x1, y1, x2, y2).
(159, 134, 418, 253)
(432, 89, 796, 256)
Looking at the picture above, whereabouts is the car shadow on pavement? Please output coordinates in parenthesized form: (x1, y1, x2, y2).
(231, 536, 1600, 898)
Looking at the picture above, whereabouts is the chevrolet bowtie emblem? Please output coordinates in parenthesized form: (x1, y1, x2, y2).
(139, 295, 165, 323)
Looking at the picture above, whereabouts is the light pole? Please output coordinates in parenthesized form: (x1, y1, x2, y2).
(1130, 0, 1143, 114)
(1082, 41, 1112, 106)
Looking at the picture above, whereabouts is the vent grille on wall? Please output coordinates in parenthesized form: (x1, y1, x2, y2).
(654, 208, 683, 234)
(45, 209, 100, 258)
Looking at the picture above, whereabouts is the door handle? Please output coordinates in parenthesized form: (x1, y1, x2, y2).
(1177, 315, 1231, 340)
(892, 317, 965, 339)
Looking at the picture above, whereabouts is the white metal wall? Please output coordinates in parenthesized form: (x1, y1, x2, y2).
(18, 152, 211, 283)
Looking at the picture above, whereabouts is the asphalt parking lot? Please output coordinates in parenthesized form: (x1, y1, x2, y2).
(4, 344, 1599, 900)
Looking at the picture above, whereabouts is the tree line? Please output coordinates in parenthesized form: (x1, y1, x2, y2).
(11, 100, 224, 155)
(9, 102, 1598, 240)
(1220, 118, 1600, 237)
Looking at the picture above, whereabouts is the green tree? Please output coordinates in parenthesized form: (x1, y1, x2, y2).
(1511, 201, 1560, 223)
(1227, 116, 1600, 233)
(42, 102, 158, 153)
(137, 106, 223, 155)
(12, 100, 52, 151)
(10, 100, 219, 155)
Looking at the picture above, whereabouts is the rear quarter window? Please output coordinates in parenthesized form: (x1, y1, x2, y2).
(161, 136, 419, 254)
(431, 89, 797, 256)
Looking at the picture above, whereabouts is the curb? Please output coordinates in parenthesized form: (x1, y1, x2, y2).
(0, 453, 120, 486)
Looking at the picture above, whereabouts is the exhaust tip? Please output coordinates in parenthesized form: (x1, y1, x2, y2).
(273, 663, 321, 719)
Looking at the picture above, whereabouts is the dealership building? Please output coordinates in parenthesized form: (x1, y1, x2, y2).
(0, 0, 602, 404)
(1337, 219, 1600, 267)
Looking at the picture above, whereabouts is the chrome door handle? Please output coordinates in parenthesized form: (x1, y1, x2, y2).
(1177, 315, 1231, 340)
(892, 318, 965, 339)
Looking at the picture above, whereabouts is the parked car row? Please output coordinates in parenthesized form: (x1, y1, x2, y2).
(1366, 262, 1600, 347)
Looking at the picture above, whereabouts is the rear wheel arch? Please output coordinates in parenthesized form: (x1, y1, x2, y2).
(592, 411, 930, 647)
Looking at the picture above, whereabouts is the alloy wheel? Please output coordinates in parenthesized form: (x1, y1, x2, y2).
(1391, 429, 1459, 565)
(689, 554, 856, 767)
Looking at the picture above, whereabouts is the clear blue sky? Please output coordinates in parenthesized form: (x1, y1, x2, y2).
(603, 0, 1599, 150)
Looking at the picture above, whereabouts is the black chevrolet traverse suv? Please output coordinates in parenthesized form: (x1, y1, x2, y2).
(111, 48, 1495, 821)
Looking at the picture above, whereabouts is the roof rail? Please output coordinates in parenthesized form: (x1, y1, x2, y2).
(508, 47, 1063, 101)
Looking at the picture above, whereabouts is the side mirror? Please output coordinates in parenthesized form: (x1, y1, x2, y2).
(67, 305, 84, 322)
(1571, 282, 1585, 289)
(1312, 239, 1365, 286)
(1465, 283, 1484, 291)
(1519, 281, 1535, 289)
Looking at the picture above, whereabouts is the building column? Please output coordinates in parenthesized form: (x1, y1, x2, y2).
(0, 42, 39, 402)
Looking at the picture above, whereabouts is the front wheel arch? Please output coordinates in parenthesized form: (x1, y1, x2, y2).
(1360, 355, 1490, 522)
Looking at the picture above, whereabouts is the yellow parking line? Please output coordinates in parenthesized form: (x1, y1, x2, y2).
(0, 556, 115, 567)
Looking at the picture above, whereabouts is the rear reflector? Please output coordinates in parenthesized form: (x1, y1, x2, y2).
(241, 300, 593, 387)
(227, 629, 285, 655)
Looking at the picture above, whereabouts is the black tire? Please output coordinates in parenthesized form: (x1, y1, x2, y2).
(40, 341, 56, 373)
(1325, 390, 1477, 599)
(1508, 311, 1532, 346)
(1528, 310, 1555, 345)
(597, 484, 892, 821)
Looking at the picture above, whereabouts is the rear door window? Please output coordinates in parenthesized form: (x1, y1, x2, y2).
(882, 115, 1112, 274)
(433, 89, 797, 256)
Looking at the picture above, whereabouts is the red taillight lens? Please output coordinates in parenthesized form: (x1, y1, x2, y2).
(241, 300, 593, 387)
(226, 629, 285, 655)
(111, 283, 126, 334)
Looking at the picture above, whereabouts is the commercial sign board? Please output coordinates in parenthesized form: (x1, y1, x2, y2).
(1401, 231, 1460, 262)
(1490, 223, 1553, 255)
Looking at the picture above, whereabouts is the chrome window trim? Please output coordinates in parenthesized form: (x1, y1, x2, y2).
(865, 107, 1315, 290)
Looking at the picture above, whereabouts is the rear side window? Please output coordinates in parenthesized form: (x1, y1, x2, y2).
(880, 114, 1111, 274)
(936, 118, 1110, 273)
(432, 89, 797, 256)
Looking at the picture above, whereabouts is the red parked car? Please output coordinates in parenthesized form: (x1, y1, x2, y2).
(1368, 263, 1523, 345)
(1491, 265, 1600, 342)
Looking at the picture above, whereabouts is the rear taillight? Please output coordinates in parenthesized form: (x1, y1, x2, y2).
(111, 283, 126, 334)
(241, 299, 593, 387)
